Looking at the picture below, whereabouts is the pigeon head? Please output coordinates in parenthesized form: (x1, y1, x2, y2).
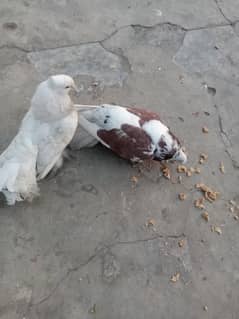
(48, 75, 78, 94)
(155, 131, 187, 164)
(31, 75, 79, 120)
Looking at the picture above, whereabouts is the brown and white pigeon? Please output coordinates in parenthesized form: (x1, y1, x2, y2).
(71, 104, 187, 163)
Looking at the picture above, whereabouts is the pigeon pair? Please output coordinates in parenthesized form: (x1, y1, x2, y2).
(0, 75, 187, 205)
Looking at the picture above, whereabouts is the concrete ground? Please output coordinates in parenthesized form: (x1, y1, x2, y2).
(0, 0, 239, 318)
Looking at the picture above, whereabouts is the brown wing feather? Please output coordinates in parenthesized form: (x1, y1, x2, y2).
(127, 107, 161, 126)
(97, 124, 154, 161)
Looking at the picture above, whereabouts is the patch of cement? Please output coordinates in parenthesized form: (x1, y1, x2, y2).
(174, 26, 239, 81)
(28, 43, 129, 87)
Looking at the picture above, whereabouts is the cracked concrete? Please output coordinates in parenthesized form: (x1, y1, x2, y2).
(28, 42, 130, 87)
(0, 1, 239, 319)
(214, 0, 233, 24)
(174, 26, 239, 80)
(0, 0, 230, 51)
(214, 0, 239, 22)
(26, 234, 191, 318)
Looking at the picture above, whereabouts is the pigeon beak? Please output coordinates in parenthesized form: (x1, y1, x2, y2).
(176, 149, 187, 164)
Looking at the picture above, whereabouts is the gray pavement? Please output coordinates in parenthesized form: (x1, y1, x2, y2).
(0, 1, 239, 318)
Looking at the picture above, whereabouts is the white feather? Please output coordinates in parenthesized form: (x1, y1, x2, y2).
(80, 104, 140, 130)
(71, 104, 141, 149)
(0, 75, 78, 204)
(142, 120, 169, 144)
(0, 132, 39, 205)
(25, 75, 78, 180)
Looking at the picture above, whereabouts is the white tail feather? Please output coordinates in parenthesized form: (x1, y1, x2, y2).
(0, 134, 39, 205)
(78, 115, 109, 148)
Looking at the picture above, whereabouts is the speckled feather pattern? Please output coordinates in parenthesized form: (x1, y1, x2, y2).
(76, 104, 186, 163)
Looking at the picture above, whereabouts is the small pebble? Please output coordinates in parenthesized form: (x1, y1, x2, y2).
(202, 127, 209, 133)
(203, 305, 208, 311)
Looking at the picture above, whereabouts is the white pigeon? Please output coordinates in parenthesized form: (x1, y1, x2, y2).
(26, 75, 79, 180)
(0, 75, 79, 205)
(71, 103, 187, 163)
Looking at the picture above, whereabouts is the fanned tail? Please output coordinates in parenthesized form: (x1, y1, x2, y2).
(0, 133, 39, 206)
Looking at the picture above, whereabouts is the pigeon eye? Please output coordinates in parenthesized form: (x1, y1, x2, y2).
(65, 85, 70, 89)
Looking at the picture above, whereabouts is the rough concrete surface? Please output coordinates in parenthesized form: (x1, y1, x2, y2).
(0, 1, 239, 319)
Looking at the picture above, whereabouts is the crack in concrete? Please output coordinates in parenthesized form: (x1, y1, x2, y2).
(186, 22, 237, 31)
(99, 41, 132, 74)
(131, 22, 186, 32)
(0, 44, 30, 53)
(0, 28, 133, 78)
(214, 0, 232, 24)
(97, 25, 130, 43)
(30, 252, 99, 308)
(114, 233, 185, 246)
(0, 26, 130, 55)
(214, 104, 239, 169)
(28, 233, 184, 310)
(214, 104, 232, 147)
(1, 21, 239, 56)
(225, 150, 239, 169)
(218, 114, 232, 147)
(131, 21, 234, 32)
